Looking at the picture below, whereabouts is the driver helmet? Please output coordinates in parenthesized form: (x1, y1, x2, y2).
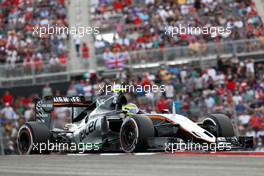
(122, 103, 139, 115)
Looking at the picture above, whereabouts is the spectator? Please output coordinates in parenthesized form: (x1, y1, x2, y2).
(246, 59, 255, 79)
(205, 94, 215, 112)
(67, 83, 78, 96)
(0, 0, 68, 70)
(91, 0, 264, 57)
(165, 82, 174, 99)
(74, 35, 81, 57)
(2, 91, 13, 105)
(155, 97, 170, 113)
(81, 42, 90, 59)
(42, 83, 53, 97)
(238, 112, 251, 131)
(226, 77, 236, 91)
(0, 103, 18, 120)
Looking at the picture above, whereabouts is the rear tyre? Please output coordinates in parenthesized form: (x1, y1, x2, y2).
(202, 114, 235, 137)
(17, 122, 50, 154)
(120, 115, 154, 153)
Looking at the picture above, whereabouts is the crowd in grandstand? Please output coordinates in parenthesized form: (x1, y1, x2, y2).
(1, 0, 263, 68)
(0, 0, 68, 72)
(1, 0, 263, 72)
(91, 0, 264, 56)
(0, 55, 263, 153)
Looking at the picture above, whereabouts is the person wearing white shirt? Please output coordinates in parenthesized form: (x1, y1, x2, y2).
(94, 39, 105, 49)
(202, 72, 209, 83)
(238, 113, 250, 127)
(232, 92, 242, 105)
(180, 70, 187, 82)
(246, 59, 254, 78)
(0, 105, 18, 120)
(205, 95, 215, 112)
(145, 0, 154, 4)
(207, 67, 217, 81)
(103, 48, 114, 61)
(165, 84, 174, 99)
(234, 20, 243, 28)
(216, 72, 225, 85)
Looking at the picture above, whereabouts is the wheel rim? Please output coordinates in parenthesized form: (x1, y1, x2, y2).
(120, 120, 138, 152)
(18, 127, 32, 154)
(203, 120, 218, 137)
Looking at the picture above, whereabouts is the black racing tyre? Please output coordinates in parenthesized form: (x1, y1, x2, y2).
(120, 115, 154, 153)
(17, 122, 50, 154)
(202, 114, 235, 137)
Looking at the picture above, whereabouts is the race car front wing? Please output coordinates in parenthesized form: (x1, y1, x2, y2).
(147, 136, 254, 152)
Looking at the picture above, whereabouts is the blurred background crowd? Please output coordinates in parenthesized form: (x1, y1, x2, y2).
(91, 0, 264, 54)
(0, 0, 68, 70)
(1, 0, 264, 66)
(0, 55, 263, 154)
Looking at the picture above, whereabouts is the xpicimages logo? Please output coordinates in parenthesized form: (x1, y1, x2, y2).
(31, 140, 100, 153)
(165, 24, 232, 38)
(98, 82, 166, 94)
(165, 141, 232, 153)
(33, 24, 100, 38)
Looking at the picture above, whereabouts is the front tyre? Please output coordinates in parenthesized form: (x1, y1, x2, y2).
(202, 114, 235, 137)
(120, 115, 154, 153)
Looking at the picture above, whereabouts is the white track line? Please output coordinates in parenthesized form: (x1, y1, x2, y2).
(134, 153, 157, 155)
(67, 153, 90, 156)
(66, 152, 159, 156)
(99, 153, 126, 156)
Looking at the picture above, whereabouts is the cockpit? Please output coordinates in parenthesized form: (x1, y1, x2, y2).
(96, 93, 128, 111)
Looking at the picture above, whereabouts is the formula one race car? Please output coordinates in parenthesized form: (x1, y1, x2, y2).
(17, 91, 254, 154)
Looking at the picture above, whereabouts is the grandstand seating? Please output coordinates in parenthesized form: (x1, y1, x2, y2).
(90, 0, 264, 54)
(0, 0, 68, 71)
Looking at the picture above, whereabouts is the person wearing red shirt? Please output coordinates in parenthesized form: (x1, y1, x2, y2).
(141, 72, 151, 86)
(179, 33, 188, 40)
(250, 113, 260, 131)
(133, 16, 142, 24)
(124, 0, 132, 6)
(12, 0, 19, 6)
(113, 0, 123, 11)
(216, 85, 225, 95)
(2, 91, 13, 105)
(59, 54, 67, 65)
(34, 57, 42, 73)
(25, 10, 33, 20)
(226, 78, 236, 91)
(1, 0, 11, 7)
(155, 97, 170, 113)
(21, 96, 31, 107)
(81, 42, 89, 59)
(59, 0, 65, 5)
(136, 36, 145, 43)
(112, 42, 122, 51)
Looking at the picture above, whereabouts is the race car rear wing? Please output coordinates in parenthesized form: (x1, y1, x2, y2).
(52, 96, 92, 107)
(35, 96, 92, 129)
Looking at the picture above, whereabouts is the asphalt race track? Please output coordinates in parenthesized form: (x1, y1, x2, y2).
(0, 153, 264, 176)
